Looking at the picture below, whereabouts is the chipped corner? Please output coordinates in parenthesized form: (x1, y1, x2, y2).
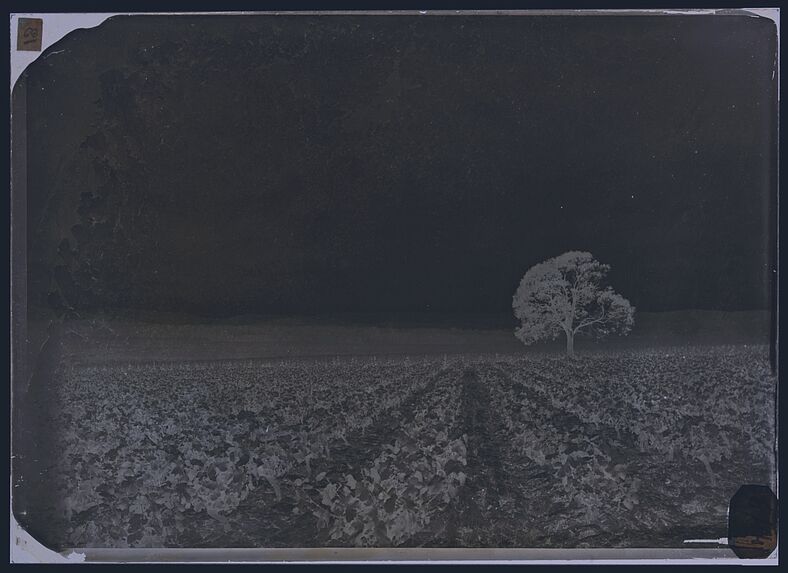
(10, 512, 86, 563)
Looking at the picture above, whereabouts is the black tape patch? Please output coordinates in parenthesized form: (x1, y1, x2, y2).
(728, 484, 778, 559)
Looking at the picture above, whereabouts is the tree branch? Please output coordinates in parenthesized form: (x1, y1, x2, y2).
(574, 308, 607, 333)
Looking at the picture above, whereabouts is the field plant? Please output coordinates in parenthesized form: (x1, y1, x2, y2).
(46, 346, 775, 547)
(308, 371, 467, 546)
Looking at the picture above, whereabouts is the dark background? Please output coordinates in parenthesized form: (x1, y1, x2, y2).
(21, 14, 778, 318)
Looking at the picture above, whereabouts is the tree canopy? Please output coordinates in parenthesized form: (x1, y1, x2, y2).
(512, 251, 635, 356)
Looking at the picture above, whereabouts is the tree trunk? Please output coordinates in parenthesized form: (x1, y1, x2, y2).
(566, 331, 575, 358)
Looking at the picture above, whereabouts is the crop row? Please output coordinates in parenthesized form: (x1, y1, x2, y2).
(492, 346, 775, 483)
(479, 367, 642, 534)
(52, 357, 445, 547)
(301, 367, 467, 546)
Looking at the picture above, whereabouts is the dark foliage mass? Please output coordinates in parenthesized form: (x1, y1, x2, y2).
(23, 15, 776, 316)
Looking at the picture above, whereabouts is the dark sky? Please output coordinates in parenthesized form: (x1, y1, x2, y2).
(22, 14, 778, 317)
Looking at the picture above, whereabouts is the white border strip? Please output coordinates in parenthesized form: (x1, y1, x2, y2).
(9, 9, 778, 92)
(10, 13, 117, 91)
(60, 546, 778, 565)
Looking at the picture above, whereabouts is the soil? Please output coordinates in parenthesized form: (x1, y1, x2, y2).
(441, 368, 519, 547)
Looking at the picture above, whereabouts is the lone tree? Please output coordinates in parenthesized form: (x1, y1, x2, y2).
(512, 251, 635, 358)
